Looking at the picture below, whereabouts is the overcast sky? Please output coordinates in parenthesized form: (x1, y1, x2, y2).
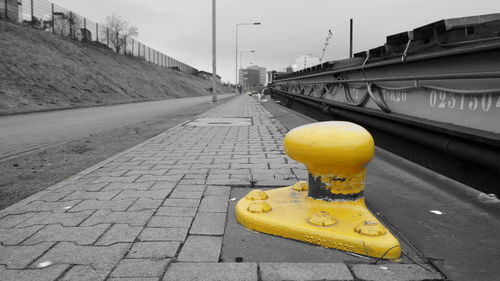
(51, 0, 500, 83)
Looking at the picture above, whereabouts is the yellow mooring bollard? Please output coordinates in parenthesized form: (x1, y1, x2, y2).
(235, 121, 401, 259)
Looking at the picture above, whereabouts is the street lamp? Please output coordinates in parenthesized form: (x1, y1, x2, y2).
(235, 22, 261, 92)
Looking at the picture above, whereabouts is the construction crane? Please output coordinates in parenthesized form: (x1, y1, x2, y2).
(319, 29, 333, 64)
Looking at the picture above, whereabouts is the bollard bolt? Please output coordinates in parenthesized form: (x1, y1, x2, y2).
(245, 189, 268, 200)
(247, 200, 272, 213)
(291, 181, 308, 192)
(308, 211, 336, 226)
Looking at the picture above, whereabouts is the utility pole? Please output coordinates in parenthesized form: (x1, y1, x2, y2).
(350, 19, 353, 58)
(212, 0, 217, 102)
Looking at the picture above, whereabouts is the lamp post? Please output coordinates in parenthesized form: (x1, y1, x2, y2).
(235, 22, 261, 92)
(212, 0, 217, 102)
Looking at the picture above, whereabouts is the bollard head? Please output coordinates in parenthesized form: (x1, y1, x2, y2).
(284, 121, 374, 168)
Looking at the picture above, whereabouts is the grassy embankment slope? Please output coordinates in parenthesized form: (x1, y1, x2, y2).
(0, 22, 229, 115)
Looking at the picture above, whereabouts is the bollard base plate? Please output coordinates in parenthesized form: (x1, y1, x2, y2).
(235, 184, 401, 260)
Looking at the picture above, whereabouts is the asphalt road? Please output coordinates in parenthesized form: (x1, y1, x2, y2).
(0, 94, 233, 161)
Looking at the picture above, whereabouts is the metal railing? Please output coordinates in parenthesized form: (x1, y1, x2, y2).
(1, 0, 198, 74)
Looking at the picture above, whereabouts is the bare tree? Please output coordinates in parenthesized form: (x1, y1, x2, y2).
(104, 14, 138, 53)
(53, 12, 82, 39)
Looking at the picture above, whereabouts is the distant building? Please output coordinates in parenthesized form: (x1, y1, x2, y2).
(0, 0, 21, 22)
(238, 65, 266, 90)
(196, 70, 221, 82)
(239, 68, 260, 91)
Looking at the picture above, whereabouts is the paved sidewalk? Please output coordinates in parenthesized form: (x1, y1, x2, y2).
(0, 96, 442, 281)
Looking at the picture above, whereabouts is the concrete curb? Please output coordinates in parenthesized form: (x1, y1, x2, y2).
(375, 147, 500, 217)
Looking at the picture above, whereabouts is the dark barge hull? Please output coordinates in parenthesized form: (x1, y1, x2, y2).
(269, 13, 500, 194)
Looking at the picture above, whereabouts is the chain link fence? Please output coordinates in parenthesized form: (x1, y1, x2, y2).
(1, 0, 198, 74)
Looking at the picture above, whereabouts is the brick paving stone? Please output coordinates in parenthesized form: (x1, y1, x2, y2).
(183, 174, 207, 180)
(154, 164, 191, 170)
(114, 189, 172, 200)
(37, 190, 73, 202)
(116, 164, 154, 170)
(23, 224, 109, 245)
(144, 159, 177, 165)
(96, 224, 142, 245)
(191, 163, 229, 169)
(207, 173, 229, 180)
(177, 235, 222, 262)
(177, 159, 212, 164)
(139, 227, 188, 242)
(292, 168, 308, 180)
(199, 196, 229, 213)
(83, 170, 129, 178)
(232, 163, 269, 170)
(204, 186, 231, 197)
(0, 264, 70, 281)
(36, 242, 130, 270)
(0, 213, 35, 228)
(189, 212, 226, 235)
(231, 173, 252, 180)
(173, 185, 206, 192)
(69, 199, 135, 212)
(150, 181, 177, 191)
(64, 190, 120, 201)
(177, 178, 206, 185)
(102, 182, 155, 191)
(210, 168, 250, 175)
(350, 264, 443, 281)
(162, 198, 200, 207)
(10, 200, 82, 214)
(148, 216, 192, 228)
(126, 242, 180, 258)
(214, 158, 247, 164)
(207, 178, 244, 185)
(168, 190, 204, 199)
(107, 277, 159, 281)
(125, 169, 168, 176)
(93, 175, 139, 184)
(17, 210, 93, 227)
(0, 242, 54, 268)
(57, 182, 108, 192)
(168, 168, 209, 175)
(259, 263, 354, 281)
(81, 210, 154, 227)
(255, 179, 296, 187)
(164, 262, 258, 281)
(110, 259, 170, 278)
(0, 225, 44, 245)
(156, 206, 197, 217)
(60, 265, 109, 281)
(135, 175, 183, 182)
(128, 199, 163, 211)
